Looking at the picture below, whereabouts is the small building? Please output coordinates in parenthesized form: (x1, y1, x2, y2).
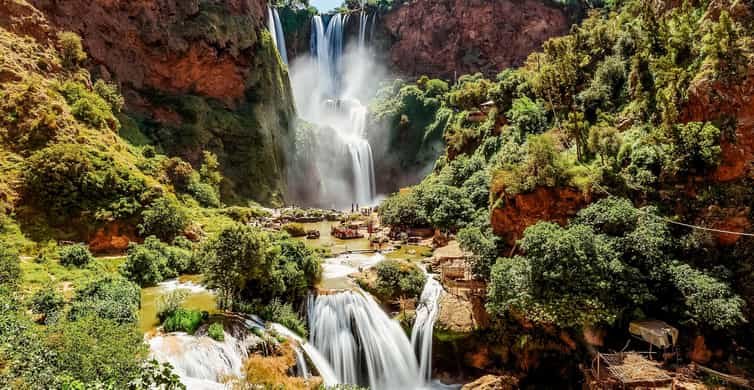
(628, 320, 678, 351)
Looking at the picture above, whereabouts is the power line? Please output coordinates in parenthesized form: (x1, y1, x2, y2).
(590, 181, 754, 237)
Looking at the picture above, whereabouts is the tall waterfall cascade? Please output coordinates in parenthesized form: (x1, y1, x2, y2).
(289, 11, 379, 208)
(267, 7, 288, 65)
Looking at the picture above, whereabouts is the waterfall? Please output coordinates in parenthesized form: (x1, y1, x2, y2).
(268, 7, 288, 65)
(358, 11, 368, 48)
(308, 291, 423, 390)
(295, 12, 376, 207)
(411, 276, 444, 382)
(149, 331, 256, 388)
(269, 323, 340, 387)
(272, 8, 288, 65)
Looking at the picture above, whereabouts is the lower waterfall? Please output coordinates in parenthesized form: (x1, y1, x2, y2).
(307, 273, 445, 390)
(411, 276, 444, 382)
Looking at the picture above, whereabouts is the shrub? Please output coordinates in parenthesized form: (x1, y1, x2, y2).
(188, 180, 221, 207)
(24, 144, 147, 219)
(121, 236, 194, 287)
(30, 286, 65, 324)
(424, 79, 449, 98)
(57, 80, 118, 130)
(374, 260, 426, 300)
(282, 222, 306, 237)
(506, 96, 547, 135)
(57, 32, 86, 68)
(259, 299, 307, 338)
(68, 277, 140, 324)
(92, 79, 124, 113)
(59, 244, 94, 268)
(156, 289, 189, 322)
(0, 242, 20, 286)
(121, 240, 166, 287)
(139, 197, 188, 242)
(162, 308, 206, 334)
(207, 322, 225, 341)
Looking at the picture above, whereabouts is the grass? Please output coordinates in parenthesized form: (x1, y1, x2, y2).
(385, 245, 433, 261)
(20, 255, 126, 298)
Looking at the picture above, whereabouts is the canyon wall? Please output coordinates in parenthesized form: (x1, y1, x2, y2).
(382, 0, 571, 78)
(28, 0, 295, 205)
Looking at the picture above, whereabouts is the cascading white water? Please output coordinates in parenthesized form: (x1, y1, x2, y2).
(411, 275, 445, 382)
(271, 7, 288, 65)
(291, 12, 377, 208)
(149, 331, 256, 388)
(268, 7, 288, 65)
(308, 290, 423, 390)
(269, 323, 340, 387)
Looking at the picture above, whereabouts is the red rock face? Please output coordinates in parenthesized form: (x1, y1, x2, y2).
(683, 69, 754, 183)
(88, 221, 140, 254)
(28, 0, 267, 105)
(383, 0, 570, 77)
(491, 187, 589, 245)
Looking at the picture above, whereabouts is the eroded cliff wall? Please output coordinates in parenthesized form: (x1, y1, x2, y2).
(28, 0, 295, 205)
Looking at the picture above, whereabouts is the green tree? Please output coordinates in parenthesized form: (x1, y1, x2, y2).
(374, 260, 425, 300)
(201, 224, 275, 310)
(139, 197, 188, 242)
(57, 32, 86, 68)
(506, 96, 547, 135)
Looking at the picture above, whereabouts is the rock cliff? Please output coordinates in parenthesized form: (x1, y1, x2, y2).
(27, 0, 295, 205)
(382, 0, 571, 78)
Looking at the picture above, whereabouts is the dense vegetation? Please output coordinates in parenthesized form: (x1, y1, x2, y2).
(0, 12, 305, 388)
(377, 0, 754, 370)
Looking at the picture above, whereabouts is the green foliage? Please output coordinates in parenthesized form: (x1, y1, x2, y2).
(201, 224, 320, 310)
(0, 242, 20, 286)
(374, 259, 425, 300)
(57, 80, 119, 131)
(506, 96, 547, 135)
(57, 32, 86, 68)
(139, 197, 189, 242)
(491, 134, 566, 196)
(121, 236, 195, 287)
(665, 122, 721, 174)
(92, 79, 125, 113)
(457, 223, 501, 280)
(68, 276, 141, 324)
(59, 244, 94, 268)
(24, 143, 148, 220)
(47, 315, 146, 388)
(378, 190, 429, 228)
(259, 298, 307, 338)
(162, 308, 206, 334)
(201, 224, 274, 310)
(668, 263, 746, 330)
(30, 285, 65, 324)
(207, 322, 225, 341)
(487, 197, 746, 329)
(156, 289, 189, 322)
(282, 222, 306, 237)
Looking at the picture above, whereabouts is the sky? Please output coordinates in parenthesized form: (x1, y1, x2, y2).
(310, 0, 341, 12)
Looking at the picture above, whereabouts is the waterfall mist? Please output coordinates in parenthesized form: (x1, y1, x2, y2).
(287, 12, 390, 209)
